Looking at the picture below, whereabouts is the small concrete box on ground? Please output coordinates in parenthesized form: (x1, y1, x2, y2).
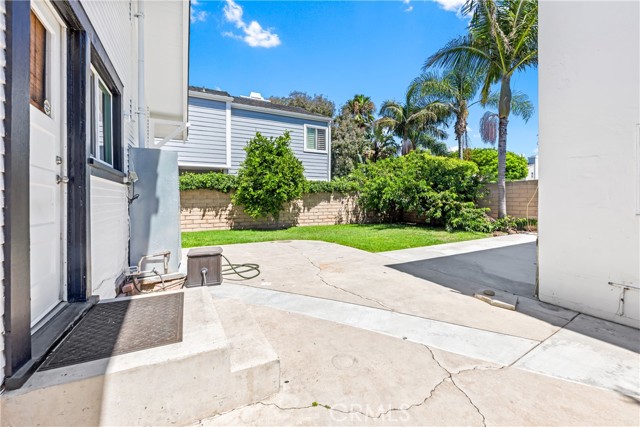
(187, 246, 223, 287)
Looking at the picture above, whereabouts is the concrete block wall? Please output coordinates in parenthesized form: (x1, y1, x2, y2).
(478, 180, 538, 219)
(181, 190, 375, 231)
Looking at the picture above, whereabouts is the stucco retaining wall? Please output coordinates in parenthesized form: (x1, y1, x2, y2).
(478, 180, 538, 219)
(181, 190, 375, 231)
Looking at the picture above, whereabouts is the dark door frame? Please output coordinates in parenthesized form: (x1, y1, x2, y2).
(3, 0, 122, 385)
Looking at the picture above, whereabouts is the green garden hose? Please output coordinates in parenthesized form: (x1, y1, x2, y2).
(221, 254, 261, 280)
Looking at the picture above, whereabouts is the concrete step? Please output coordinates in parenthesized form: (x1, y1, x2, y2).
(1, 288, 280, 426)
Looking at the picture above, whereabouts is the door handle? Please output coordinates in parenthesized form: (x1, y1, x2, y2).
(56, 175, 69, 184)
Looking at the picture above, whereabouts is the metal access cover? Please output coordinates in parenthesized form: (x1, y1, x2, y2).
(187, 246, 223, 257)
(39, 292, 183, 371)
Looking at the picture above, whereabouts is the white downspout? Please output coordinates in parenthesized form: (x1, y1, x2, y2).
(136, 0, 146, 148)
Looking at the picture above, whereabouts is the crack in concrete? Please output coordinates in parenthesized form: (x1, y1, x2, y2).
(298, 251, 393, 310)
(450, 376, 487, 427)
(257, 378, 451, 420)
(423, 344, 489, 427)
(508, 311, 580, 368)
(199, 377, 452, 423)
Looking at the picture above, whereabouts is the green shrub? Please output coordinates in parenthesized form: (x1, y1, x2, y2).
(179, 172, 237, 192)
(493, 216, 537, 232)
(354, 152, 490, 231)
(307, 177, 360, 193)
(232, 132, 308, 219)
(446, 203, 495, 233)
(466, 148, 528, 182)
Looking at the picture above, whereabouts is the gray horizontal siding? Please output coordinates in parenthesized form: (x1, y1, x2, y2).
(162, 97, 228, 167)
(230, 108, 329, 181)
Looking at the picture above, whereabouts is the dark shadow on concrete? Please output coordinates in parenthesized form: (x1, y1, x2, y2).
(387, 242, 640, 352)
(389, 243, 537, 298)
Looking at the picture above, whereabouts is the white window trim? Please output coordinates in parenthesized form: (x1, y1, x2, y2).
(89, 66, 114, 167)
(303, 124, 329, 154)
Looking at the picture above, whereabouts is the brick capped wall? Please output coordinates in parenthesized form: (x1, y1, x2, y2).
(181, 190, 376, 231)
(478, 180, 538, 219)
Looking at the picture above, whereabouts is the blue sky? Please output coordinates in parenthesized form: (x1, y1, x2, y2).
(189, 0, 538, 157)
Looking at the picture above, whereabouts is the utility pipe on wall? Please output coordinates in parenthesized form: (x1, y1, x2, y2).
(136, 0, 146, 148)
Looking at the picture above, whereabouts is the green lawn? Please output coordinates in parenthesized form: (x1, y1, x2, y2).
(182, 224, 489, 253)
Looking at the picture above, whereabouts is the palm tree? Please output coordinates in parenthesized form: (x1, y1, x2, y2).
(367, 124, 399, 162)
(413, 68, 483, 159)
(480, 91, 534, 146)
(378, 81, 448, 155)
(342, 94, 376, 128)
(425, 0, 538, 218)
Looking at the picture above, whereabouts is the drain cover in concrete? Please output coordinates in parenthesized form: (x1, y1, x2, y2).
(40, 293, 183, 371)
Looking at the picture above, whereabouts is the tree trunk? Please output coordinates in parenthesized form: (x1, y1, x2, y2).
(497, 76, 512, 218)
(497, 116, 508, 218)
(455, 104, 468, 159)
(401, 138, 412, 155)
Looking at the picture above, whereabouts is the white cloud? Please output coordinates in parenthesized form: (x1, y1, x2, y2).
(402, 0, 413, 12)
(405, 5, 414, 12)
(190, 0, 208, 23)
(432, 0, 466, 13)
(191, 10, 208, 23)
(222, 0, 281, 48)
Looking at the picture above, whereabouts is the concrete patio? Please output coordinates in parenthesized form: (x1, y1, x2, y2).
(186, 235, 640, 426)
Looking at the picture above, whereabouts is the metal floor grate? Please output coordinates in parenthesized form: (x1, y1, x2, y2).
(40, 292, 184, 371)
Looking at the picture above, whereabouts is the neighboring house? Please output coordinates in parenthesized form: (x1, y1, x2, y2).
(538, 1, 639, 327)
(161, 87, 333, 181)
(1, 0, 188, 388)
(526, 155, 538, 180)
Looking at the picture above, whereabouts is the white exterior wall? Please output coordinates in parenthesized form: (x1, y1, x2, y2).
(0, 0, 6, 387)
(538, 0, 640, 327)
(81, 1, 135, 299)
(82, 0, 137, 153)
(90, 176, 129, 298)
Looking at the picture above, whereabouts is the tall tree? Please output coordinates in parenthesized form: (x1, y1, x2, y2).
(269, 91, 335, 117)
(414, 68, 483, 159)
(367, 124, 399, 162)
(480, 91, 534, 147)
(342, 94, 376, 127)
(425, 0, 538, 218)
(331, 113, 369, 178)
(378, 80, 448, 155)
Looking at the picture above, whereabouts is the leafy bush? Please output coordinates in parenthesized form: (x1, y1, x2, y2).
(465, 148, 528, 182)
(232, 132, 307, 219)
(493, 216, 537, 232)
(179, 172, 237, 192)
(307, 177, 360, 193)
(354, 151, 491, 231)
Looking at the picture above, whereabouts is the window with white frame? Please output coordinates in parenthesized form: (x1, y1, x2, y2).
(305, 125, 328, 153)
(90, 67, 114, 166)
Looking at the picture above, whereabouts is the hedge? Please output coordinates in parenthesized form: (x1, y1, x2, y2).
(179, 172, 359, 194)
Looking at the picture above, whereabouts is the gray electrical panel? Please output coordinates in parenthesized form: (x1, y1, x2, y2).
(129, 148, 181, 274)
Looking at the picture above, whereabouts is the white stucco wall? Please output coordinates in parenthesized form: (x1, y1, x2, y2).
(538, 0, 640, 327)
(0, 0, 6, 387)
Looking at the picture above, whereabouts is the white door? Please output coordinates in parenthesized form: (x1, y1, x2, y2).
(29, 2, 66, 327)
